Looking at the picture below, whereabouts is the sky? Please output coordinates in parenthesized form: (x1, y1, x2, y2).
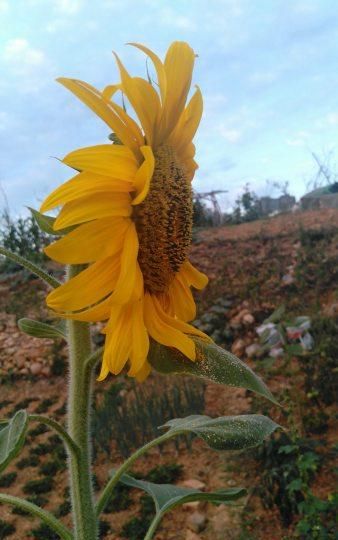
(1, 0, 338, 214)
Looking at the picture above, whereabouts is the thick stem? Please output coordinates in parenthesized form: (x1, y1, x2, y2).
(67, 265, 97, 540)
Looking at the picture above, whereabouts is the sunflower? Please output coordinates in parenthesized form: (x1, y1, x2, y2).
(41, 41, 210, 381)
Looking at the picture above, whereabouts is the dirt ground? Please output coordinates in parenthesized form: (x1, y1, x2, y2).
(0, 209, 337, 540)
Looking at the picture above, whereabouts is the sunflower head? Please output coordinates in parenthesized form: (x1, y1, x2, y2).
(41, 41, 210, 381)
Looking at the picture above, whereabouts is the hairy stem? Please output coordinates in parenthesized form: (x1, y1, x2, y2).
(67, 265, 97, 540)
(144, 512, 164, 540)
(0, 246, 60, 288)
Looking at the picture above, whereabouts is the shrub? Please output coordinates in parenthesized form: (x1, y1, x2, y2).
(23, 477, 54, 495)
(0, 519, 16, 538)
(29, 523, 59, 540)
(0, 472, 17, 488)
(16, 455, 40, 469)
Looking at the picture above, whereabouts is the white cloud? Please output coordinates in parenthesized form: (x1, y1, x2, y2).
(3, 39, 46, 70)
(219, 127, 242, 143)
(53, 0, 82, 14)
(0, 0, 8, 13)
(326, 112, 338, 126)
(249, 70, 278, 85)
(286, 130, 310, 147)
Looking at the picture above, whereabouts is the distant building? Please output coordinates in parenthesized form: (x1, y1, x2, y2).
(258, 194, 296, 215)
(301, 183, 338, 210)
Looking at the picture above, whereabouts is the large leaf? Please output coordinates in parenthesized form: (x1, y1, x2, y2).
(0, 410, 28, 473)
(161, 414, 280, 451)
(18, 318, 67, 340)
(114, 472, 246, 514)
(148, 337, 278, 404)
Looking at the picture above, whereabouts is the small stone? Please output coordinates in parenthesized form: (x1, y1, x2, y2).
(182, 479, 206, 490)
(41, 366, 51, 377)
(186, 531, 201, 540)
(183, 501, 200, 510)
(30, 362, 43, 375)
(231, 338, 245, 356)
(245, 343, 262, 358)
(242, 313, 255, 325)
(187, 511, 206, 533)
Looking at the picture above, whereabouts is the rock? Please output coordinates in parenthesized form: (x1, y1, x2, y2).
(231, 338, 245, 356)
(41, 366, 51, 377)
(183, 501, 200, 510)
(245, 343, 263, 358)
(187, 511, 206, 533)
(211, 506, 240, 539)
(182, 479, 206, 490)
(242, 313, 255, 325)
(269, 347, 284, 358)
(186, 531, 202, 540)
(324, 302, 338, 317)
(16, 355, 26, 368)
(30, 362, 43, 375)
(282, 273, 295, 285)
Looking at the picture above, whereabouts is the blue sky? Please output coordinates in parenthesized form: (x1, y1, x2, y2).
(1, 0, 338, 214)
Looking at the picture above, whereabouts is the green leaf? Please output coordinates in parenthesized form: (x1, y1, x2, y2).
(148, 337, 278, 404)
(264, 304, 285, 323)
(114, 472, 246, 514)
(18, 318, 66, 340)
(161, 414, 280, 451)
(29, 207, 74, 236)
(0, 410, 28, 473)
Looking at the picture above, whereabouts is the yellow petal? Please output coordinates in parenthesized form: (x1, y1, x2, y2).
(128, 43, 167, 103)
(132, 146, 154, 205)
(41, 171, 133, 213)
(114, 54, 160, 146)
(54, 192, 131, 229)
(62, 144, 137, 177)
(57, 78, 142, 157)
(45, 217, 130, 264)
(168, 86, 203, 153)
(180, 260, 208, 289)
(161, 42, 195, 140)
(128, 299, 149, 376)
(168, 273, 196, 322)
(102, 83, 121, 100)
(99, 304, 133, 378)
(61, 295, 113, 322)
(109, 222, 139, 304)
(144, 294, 195, 360)
(46, 255, 119, 312)
(133, 361, 151, 382)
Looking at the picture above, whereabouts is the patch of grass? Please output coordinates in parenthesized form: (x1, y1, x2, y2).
(39, 459, 64, 476)
(0, 472, 17, 488)
(103, 483, 132, 513)
(23, 477, 54, 495)
(0, 519, 16, 538)
(28, 424, 50, 438)
(0, 399, 12, 410)
(34, 398, 57, 414)
(30, 443, 51, 456)
(55, 500, 71, 518)
(29, 523, 59, 540)
(16, 455, 40, 469)
(54, 402, 67, 417)
(13, 397, 38, 412)
(144, 463, 183, 484)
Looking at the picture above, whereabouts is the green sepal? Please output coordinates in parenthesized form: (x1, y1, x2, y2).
(148, 337, 278, 405)
(18, 318, 67, 340)
(29, 207, 75, 236)
(113, 472, 246, 514)
(0, 410, 28, 474)
(161, 414, 280, 451)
